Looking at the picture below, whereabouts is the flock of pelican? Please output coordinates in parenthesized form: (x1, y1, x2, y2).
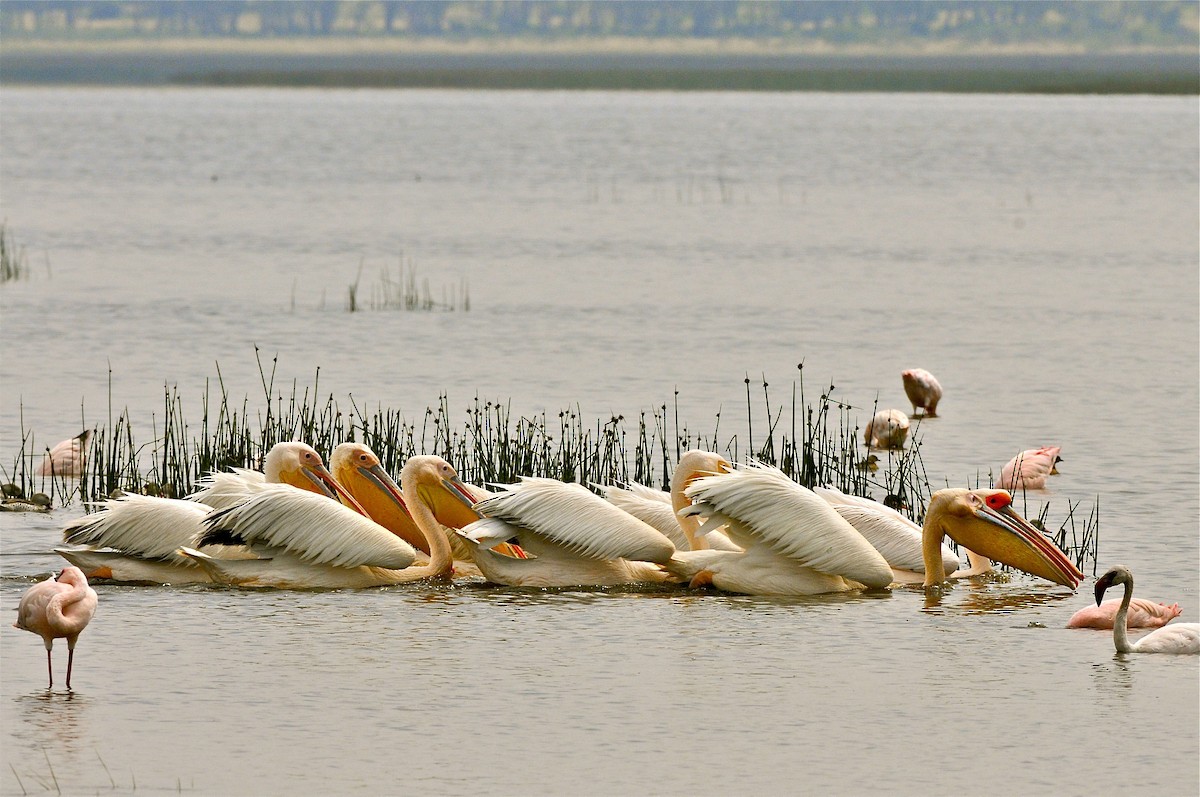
(15, 369, 1198, 687)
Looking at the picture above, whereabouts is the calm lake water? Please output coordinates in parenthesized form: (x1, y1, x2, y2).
(1, 88, 1197, 796)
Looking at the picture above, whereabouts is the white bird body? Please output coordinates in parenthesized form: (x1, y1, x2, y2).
(864, 409, 910, 449)
(600, 481, 740, 552)
(814, 486, 960, 581)
(55, 442, 349, 584)
(187, 467, 267, 510)
(459, 477, 676, 588)
(182, 455, 481, 589)
(1094, 566, 1200, 655)
(665, 464, 895, 596)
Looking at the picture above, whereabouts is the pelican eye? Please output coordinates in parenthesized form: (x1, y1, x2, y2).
(985, 493, 1012, 510)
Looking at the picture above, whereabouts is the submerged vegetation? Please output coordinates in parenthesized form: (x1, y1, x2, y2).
(2, 355, 1101, 572)
(0, 223, 29, 283)
(344, 258, 470, 312)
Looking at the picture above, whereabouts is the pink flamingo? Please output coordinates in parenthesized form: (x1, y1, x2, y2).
(39, 429, 93, 478)
(13, 566, 98, 689)
(996, 446, 1061, 490)
(1067, 597, 1182, 629)
(901, 368, 942, 417)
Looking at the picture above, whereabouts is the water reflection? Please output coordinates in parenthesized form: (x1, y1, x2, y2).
(920, 581, 1076, 616)
(1090, 659, 1136, 697)
(12, 689, 93, 754)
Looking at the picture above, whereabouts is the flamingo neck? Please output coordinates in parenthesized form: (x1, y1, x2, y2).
(1113, 578, 1134, 653)
(48, 574, 90, 631)
(401, 477, 454, 578)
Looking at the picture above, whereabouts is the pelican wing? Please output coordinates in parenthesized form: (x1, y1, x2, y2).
(201, 484, 415, 570)
(814, 486, 959, 576)
(600, 483, 687, 549)
(188, 469, 267, 510)
(685, 466, 892, 588)
(472, 478, 676, 564)
(62, 494, 208, 561)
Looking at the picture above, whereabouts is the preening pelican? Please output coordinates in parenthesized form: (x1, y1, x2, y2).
(598, 450, 739, 553)
(39, 430, 93, 478)
(864, 409, 909, 450)
(665, 463, 895, 596)
(1092, 566, 1199, 654)
(919, 489, 1082, 589)
(458, 476, 676, 587)
(1067, 598, 1182, 630)
(57, 441, 353, 584)
(13, 566, 98, 689)
(813, 485, 960, 583)
(996, 446, 1061, 491)
(901, 369, 942, 417)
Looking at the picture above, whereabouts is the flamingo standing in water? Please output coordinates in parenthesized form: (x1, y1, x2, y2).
(1092, 566, 1199, 654)
(864, 409, 910, 450)
(13, 566, 98, 689)
(56, 442, 357, 583)
(901, 369, 942, 417)
(996, 446, 1062, 491)
(39, 430, 93, 478)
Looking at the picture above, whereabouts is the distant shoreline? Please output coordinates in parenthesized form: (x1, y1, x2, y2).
(3, 38, 1197, 93)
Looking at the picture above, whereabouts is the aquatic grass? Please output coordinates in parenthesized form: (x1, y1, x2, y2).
(2, 357, 1101, 569)
(345, 257, 469, 313)
(0, 222, 29, 283)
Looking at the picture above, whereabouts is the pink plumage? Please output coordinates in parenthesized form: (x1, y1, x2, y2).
(1066, 598, 1182, 629)
(13, 566, 98, 689)
(901, 368, 942, 417)
(997, 446, 1061, 490)
(39, 429, 93, 477)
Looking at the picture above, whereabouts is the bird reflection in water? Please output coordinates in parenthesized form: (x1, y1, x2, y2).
(921, 578, 1076, 615)
(14, 690, 92, 758)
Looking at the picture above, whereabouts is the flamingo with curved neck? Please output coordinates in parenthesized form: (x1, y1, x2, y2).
(1093, 566, 1199, 654)
(13, 566, 98, 689)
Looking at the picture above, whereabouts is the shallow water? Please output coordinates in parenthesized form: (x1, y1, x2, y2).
(1, 88, 1197, 795)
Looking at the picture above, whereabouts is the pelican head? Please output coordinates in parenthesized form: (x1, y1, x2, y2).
(331, 443, 428, 552)
(399, 455, 482, 530)
(263, 441, 366, 515)
(923, 488, 1082, 589)
(675, 450, 733, 486)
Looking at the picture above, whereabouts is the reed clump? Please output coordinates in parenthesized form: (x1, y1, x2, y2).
(346, 257, 469, 312)
(0, 222, 29, 283)
(2, 356, 1101, 570)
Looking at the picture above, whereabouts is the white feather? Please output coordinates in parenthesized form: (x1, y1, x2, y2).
(814, 486, 960, 576)
(62, 494, 209, 562)
(202, 484, 415, 570)
(472, 478, 676, 564)
(684, 465, 892, 588)
(600, 483, 688, 548)
(188, 468, 268, 510)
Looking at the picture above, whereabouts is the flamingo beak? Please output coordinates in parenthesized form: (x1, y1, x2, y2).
(304, 464, 369, 516)
(1094, 571, 1114, 606)
(358, 464, 412, 520)
(973, 502, 1083, 589)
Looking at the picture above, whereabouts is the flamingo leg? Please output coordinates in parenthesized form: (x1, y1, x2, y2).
(46, 649, 54, 689)
(66, 648, 75, 690)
